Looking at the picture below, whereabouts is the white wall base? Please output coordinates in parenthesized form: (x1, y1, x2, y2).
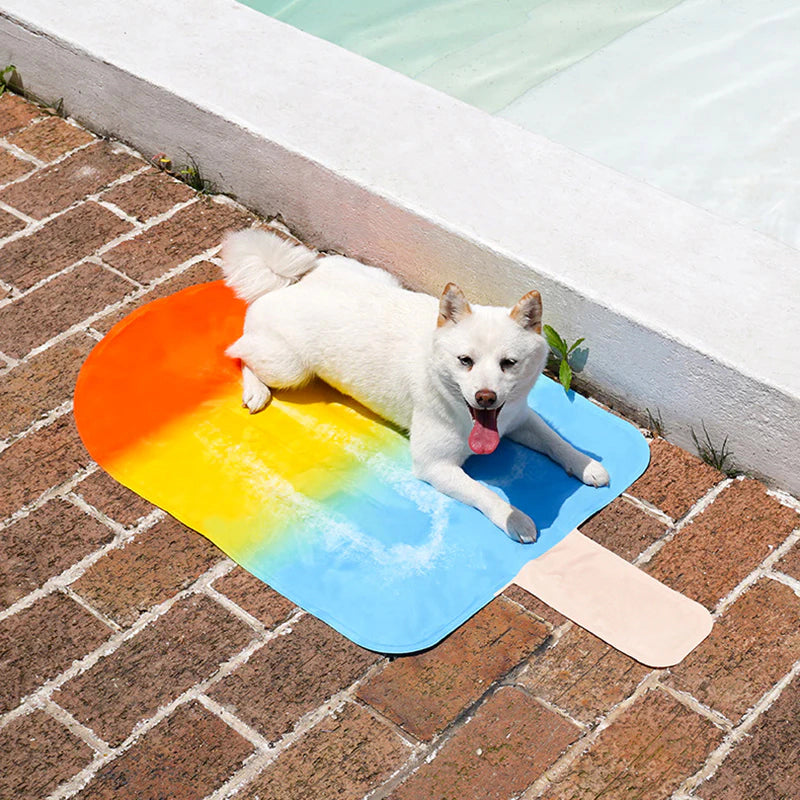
(1, 0, 797, 493)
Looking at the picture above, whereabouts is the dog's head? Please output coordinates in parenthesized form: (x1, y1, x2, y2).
(432, 283, 548, 454)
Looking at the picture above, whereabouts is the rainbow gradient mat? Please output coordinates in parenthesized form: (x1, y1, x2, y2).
(75, 281, 651, 653)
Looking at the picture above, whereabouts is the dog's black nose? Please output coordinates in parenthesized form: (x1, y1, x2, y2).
(475, 389, 497, 408)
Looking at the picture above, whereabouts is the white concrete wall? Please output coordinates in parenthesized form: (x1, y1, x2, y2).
(1, 0, 797, 493)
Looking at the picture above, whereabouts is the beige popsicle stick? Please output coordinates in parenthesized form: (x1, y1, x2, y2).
(509, 529, 713, 668)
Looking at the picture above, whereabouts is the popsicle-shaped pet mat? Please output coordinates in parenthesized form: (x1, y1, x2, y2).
(74, 282, 711, 666)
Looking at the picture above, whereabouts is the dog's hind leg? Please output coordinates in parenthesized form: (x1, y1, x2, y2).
(228, 333, 311, 413)
(241, 364, 271, 413)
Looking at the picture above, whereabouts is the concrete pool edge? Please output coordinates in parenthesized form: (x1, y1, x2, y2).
(1, 0, 797, 493)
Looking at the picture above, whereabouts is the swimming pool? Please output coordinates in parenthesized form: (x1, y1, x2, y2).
(243, 0, 800, 250)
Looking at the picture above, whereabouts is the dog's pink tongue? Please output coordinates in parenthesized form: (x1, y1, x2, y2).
(468, 408, 500, 454)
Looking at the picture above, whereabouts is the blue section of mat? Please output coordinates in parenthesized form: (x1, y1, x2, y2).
(246, 376, 650, 653)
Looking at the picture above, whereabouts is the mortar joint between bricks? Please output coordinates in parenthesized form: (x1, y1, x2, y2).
(0, 558, 236, 731)
(201, 577, 305, 641)
(672, 476, 734, 528)
(93, 197, 144, 226)
(620, 491, 674, 526)
(711, 527, 800, 618)
(654, 682, 733, 732)
(0, 397, 73, 454)
(60, 585, 123, 633)
(88, 256, 144, 289)
(510, 684, 591, 733)
(358, 736, 433, 800)
(632, 477, 734, 569)
(213, 660, 406, 799)
(766, 487, 800, 513)
(0, 196, 37, 226)
(519, 671, 663, 800)
(0, 347, 19, 368)
(3, 237, 216, 377)
(672, 656, 800, 797)
(195, 692, 276, 753)
(39, 696, 112, 757)
(0, 462, 98, 534)
(206, 666, 412, 800)
(0, 137, 47, 169)
(90, 194, 199, 249)
(0, 515, 138, 625)
(766, 569, 800, 599)
(362, 659, 542, 788)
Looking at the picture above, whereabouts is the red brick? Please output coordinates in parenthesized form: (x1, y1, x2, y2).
(72, 515, 224, 626)
(92, 259, 223, 334)
(0, 333, 95, 439)
(502, 584, 568, 628)
(0, 498, 114, 609)
(0, 141, 141, 219)
(0, 200, 133, 290)
(0, 261, 134, 359)
(100, 167, 195, 221)
(391, 687, 580, 800)
(0, 93, 43, 136)
(240, 702, 410, 800)
(74, 701, 253, 800)
(0, 413, 90, 520)
(776, 539, 800, 582)
(357, 597, 549, 741)
(0, 709, 94, 800)
(209, 614, 377, 742)
(102, 199, 253, 283)
(542, 688, 723, 800)
(74, 468, 155, 527)
(212, 567, 296, 629)
(0, 592, 112, 713)
(0, 206, 26, 238)
(645, 480, 799, 610)
(701, 671, 800, 800)
(6, 116, 95, 162)
(668, 578, 800, 721)
(519, 626, 651, 725)
(55, 594, 254, 746)
(629, 438, 722, 519)
(0, 148, 35, 184)
(580, 496, 668, 562)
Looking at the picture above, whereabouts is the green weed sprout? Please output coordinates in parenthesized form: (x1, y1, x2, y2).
(0, 65, 16, 97)
(543, 324, 585, 393)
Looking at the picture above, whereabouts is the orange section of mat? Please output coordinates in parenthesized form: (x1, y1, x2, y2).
(75, 282, 246, 466)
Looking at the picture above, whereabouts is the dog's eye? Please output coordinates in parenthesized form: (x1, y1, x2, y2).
(458, 355, 474, 368)
(500, 358, 517, 371)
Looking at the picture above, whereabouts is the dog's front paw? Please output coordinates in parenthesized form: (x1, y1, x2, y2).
(505, 508, 538, 544)
(581, 459, 610, 487)
(242, 382, 271, 414)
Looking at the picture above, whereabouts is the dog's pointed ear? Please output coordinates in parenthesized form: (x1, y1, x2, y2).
(509, 290, 543, 333)
(438, 283, 472, 327)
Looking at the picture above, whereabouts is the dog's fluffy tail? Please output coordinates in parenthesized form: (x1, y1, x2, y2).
(221, 227, 319, 304)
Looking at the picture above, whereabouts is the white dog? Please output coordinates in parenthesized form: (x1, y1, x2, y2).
(222, 228, 609, 544)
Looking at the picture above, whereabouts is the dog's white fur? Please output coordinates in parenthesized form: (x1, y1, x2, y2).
(223, 228, 609, 543)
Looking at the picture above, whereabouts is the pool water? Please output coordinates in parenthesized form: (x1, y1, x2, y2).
(241, 0, 800, 251)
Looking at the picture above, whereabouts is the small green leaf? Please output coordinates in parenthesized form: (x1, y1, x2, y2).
(568, 337, 585, 354)
(543, 324, 567, 356)
(559, 359, 573, 393)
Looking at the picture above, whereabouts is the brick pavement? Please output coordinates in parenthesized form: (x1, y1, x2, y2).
(1, 91, 799, 800)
